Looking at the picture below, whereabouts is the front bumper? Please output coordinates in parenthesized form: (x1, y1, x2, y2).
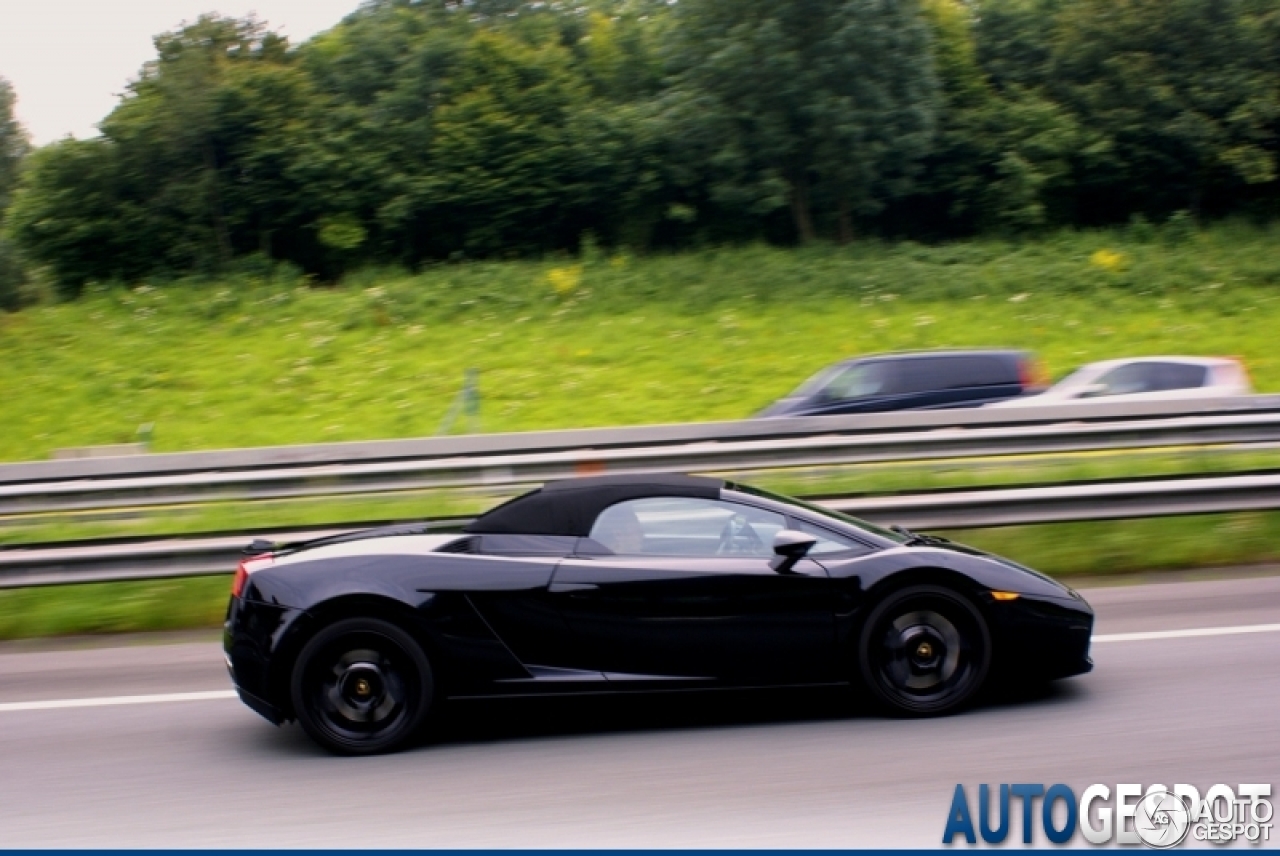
(990, 592, 1094, 681)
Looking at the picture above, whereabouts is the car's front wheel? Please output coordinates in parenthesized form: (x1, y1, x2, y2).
(290, 617, 434, 755)
(858, 584, 990, 716)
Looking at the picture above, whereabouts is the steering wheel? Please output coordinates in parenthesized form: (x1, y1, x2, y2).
(716, 514, 765, 555)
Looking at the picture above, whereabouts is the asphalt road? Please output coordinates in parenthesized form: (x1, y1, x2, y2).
(0, 574, 1277, 847)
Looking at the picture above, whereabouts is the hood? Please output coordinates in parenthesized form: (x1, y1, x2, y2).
(754, 396, 817, 418)
(912, 534, 1083, 601)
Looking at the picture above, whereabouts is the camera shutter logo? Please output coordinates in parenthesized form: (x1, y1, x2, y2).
(1135, 790, 1192, 848)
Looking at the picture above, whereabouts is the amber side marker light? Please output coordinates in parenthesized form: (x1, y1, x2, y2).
(991, 591, 1021, 601)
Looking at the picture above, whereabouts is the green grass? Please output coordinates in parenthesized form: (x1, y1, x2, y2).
(750, 447, 1280, 500)
(948, 511, 1280, 577)
(0, 576, 230, 641)
(4, 509, 1278, 641)
(5, 221, 1280, 640)
(4, 220, 1280, 462)
(0, 490, 501, 547)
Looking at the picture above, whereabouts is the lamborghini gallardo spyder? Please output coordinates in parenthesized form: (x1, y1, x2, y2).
(224, 474, 1093, 754)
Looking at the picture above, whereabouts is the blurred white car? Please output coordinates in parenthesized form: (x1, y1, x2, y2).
(987, 356, 1251, 408)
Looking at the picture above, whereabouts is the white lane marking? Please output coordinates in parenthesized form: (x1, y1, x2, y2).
(2, 623, 1279, 712)
(1094, 623, 1280, 643)
(0, 689, 236, 712)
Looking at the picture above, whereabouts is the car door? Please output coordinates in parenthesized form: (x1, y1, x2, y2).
(547, 497, 840, 685)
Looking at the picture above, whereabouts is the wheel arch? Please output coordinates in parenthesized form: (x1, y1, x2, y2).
(852, 569, 996, 714)
(842, 565, 996, 659)
(268, 593, 441, 721)
(863, 565, 993, 615)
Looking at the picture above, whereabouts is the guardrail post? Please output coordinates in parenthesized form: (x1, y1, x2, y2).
(464, 368, 480, 434)
(437, 369, 481, 436)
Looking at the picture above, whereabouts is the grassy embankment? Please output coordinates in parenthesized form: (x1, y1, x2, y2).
(4, 221, 1280, 639)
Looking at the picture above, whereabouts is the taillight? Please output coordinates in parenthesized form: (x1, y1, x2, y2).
(1224, 356, 1252, 391)
(1020, 358, 1049, 391)
(231, 554, 270, 598)
(231, 562, 249, 598)
(1239, 363, 1253, 391)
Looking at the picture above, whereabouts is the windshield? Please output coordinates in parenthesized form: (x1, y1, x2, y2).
(1044, 365, 1102, 391)
(787, 364, 847, 398)
(728, 483, 911, 544)
(788, 361, 886, 401)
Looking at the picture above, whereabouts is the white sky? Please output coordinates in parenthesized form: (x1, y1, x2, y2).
(0, 0, 364, 145)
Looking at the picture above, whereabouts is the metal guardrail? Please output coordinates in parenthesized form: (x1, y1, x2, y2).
(831, 471, 1280, 528)
(5, 472, 1280, 588)
(5, 401, 1280, 518)
(4, 394, 1280, 485)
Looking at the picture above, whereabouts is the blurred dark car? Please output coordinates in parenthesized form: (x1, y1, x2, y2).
(756, 349, 1044, 418)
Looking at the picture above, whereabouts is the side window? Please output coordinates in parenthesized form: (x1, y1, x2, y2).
(589, 498, 786, 557)
(902, 357, 1008, 393)
(791, 519, 874, 556)
(1150, 362, 1208, 391)
(1087, 363, 1158, 396)
(820, 363, 891, 401)
(939, 356, 1008, 389)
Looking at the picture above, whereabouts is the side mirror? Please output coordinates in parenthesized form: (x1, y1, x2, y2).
(770, 529, 818, 574)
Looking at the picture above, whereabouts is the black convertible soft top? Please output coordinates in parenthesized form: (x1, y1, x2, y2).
(465, 473, 724, 536)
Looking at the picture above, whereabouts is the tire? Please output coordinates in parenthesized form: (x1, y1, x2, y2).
(858, 584, 991, 716)
(290, 617, 434, 755)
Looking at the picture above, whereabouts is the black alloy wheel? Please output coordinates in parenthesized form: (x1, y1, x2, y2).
(290, 617, 434, 755)
(858, 585, 990, 716)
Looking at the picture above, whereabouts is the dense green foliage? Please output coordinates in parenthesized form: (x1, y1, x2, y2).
(3, 220, 1279, 461)
(0, 77, 29, 310)
(0, 78, 25, 214)
(662, 0, 939, 241)
(3, 0, 1280, 295)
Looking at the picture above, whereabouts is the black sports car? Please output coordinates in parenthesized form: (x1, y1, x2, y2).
(224, 474, 1093, 754)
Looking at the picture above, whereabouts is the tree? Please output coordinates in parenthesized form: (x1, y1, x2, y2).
(0, 79, 31, 309)
(0, 77, 29, 217)
(99, 15, 296, 271)
(8, 17, 313, 292)
(972, 0, 1064, 92)
(295, 1, 663, 263)
(5, 139, 149, 297)
(421, 30, 597, 252)
(663, 0, 940, 242)
(911, 0, 1085, 232)
(292, 3, 472, 269)
(1047, 0, 1280, 220)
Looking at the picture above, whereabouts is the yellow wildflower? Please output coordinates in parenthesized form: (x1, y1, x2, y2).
(1090, 249, 1128, 272)
(546, 264, 584, 297)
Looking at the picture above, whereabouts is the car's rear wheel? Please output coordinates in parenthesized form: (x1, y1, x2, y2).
(858, 585, 990, 716)
(290, 617, 433, 755)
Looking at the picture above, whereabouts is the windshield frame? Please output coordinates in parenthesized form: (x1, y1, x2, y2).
(724, 482, 911, 545)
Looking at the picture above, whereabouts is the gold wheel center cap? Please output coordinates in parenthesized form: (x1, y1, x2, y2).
(354, 678, 372, 697)
(916, 642, 933, 659)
